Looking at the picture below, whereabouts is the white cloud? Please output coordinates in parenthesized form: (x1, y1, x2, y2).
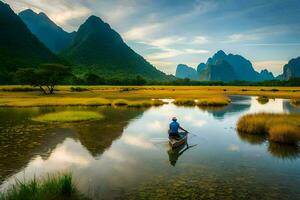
(147, 48, 209, 60)
(5, 0, 92, 31)
(140, 36, 186, 49)
(184, 49, 209, 54)
(49, 7, 91, 30)
(227, 33, 259, 43)
(122, 135, 155, 149)
(193, 36, 208, 44)
(123, 23, 162, 40)
(228, 144, 239, 152)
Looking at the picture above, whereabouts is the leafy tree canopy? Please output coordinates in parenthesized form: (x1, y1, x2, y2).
(16, 64, 71, 94)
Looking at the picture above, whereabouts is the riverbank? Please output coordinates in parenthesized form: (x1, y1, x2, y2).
(0, 86, 299, 107)
(0, 174, 89, 200)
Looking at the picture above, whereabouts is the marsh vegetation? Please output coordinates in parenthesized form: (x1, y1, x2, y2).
(237, 113, 300, 144)
(173, 96, 230, 107)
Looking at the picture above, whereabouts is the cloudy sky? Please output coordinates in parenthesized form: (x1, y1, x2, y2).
(5, 0, 300, 75)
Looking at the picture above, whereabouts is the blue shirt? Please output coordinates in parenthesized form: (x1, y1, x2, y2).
(169, 121, 180, 135)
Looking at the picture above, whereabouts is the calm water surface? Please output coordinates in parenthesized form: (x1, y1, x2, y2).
(0, 96, 300, 199)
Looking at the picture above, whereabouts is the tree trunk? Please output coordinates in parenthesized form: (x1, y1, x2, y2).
(49, 85, 55, 94)
(39, 86, 47, 95)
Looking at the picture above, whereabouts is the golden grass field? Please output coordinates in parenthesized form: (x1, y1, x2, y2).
(0, 85, 300, 107)
(237, 113, 300, 144)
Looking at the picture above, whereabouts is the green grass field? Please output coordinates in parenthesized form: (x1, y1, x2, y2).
(32, 111, 104, 122)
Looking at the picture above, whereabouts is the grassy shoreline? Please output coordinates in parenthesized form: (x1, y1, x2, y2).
(0, 85, 299, 107)
(0, 174, 89, 200)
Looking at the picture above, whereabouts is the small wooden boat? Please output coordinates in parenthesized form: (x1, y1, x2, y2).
(169, 132, 188, 149)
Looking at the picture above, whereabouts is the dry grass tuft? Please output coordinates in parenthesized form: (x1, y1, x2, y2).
(196, 96, 231, 107)
(269, 124, 300, 144)
(127, 101, 152, 108)
(173, 99, 196, 106)
(113, 99, 165, 108)
(173, 96, 230, 107)
(237, 113, 300, 144)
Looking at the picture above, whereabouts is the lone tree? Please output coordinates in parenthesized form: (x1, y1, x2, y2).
(16, 64, 71, 94)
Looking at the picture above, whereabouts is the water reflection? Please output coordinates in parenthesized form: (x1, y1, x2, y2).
(199, 96, 251, 119)
(0, 107, 145, 183)
(0, 97, 300, 199)
(283, 100, 300, 113)
(167, 143, 197, 166)
(237, 131, 267, 145)
(268, 142, 300, 160)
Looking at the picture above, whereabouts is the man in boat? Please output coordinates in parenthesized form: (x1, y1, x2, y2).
(168, 117, 188, 138)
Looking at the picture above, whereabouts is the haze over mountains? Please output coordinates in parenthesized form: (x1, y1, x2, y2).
(176, 50, 300, 82)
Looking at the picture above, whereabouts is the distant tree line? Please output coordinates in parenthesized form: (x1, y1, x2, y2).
(3, 64, 300, 95)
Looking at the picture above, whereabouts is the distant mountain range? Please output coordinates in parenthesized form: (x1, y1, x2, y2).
(0, 1, 169, 83)
(176, 50, 300, 82)
(19, 9, 75, 53)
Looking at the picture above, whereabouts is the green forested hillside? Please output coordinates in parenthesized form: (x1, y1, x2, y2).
(61, 16, 168, 80)
(0, 1, 62, 83)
